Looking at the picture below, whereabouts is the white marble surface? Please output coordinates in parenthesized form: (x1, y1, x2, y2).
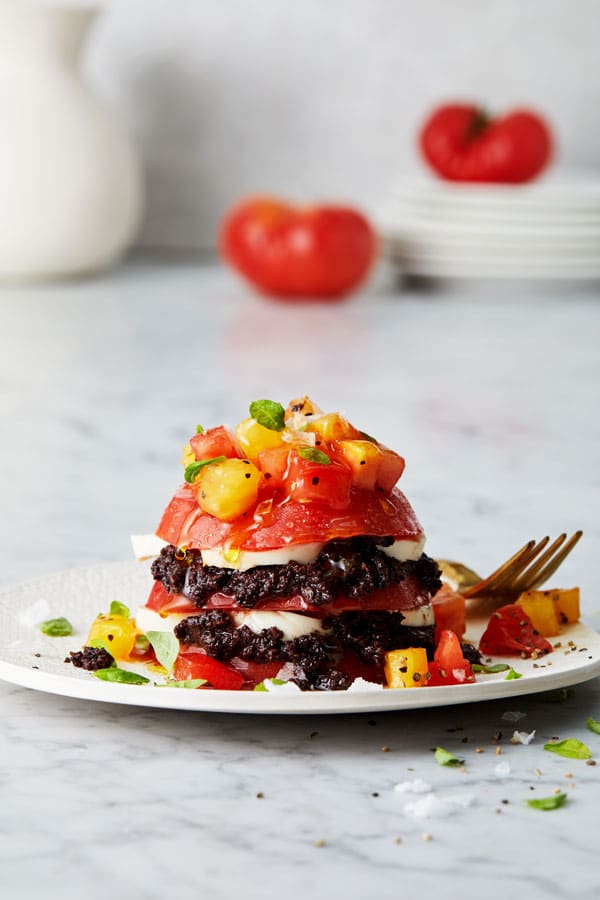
(1, 260, 600, 899)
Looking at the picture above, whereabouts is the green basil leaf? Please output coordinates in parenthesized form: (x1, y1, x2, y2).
(434, 746, 464, 767)
(359, 430, 378, 443)
(472, 663, 511, 674)
(93, 668, 150, 685)
(505, 668, 523, 680)
(249, 399, 285, 432)
(586, 717, 600, 735)
(184, 456, 226, 483)
(196, 424, 204, 434)
(298, 447, 331, 465)
(253, 678, 287, 692)
(157, 679, 206, 689)
(109, 600, 130, 618)
(40, 617, 73, 637)
(526, 793, 567, 811)
(146, 631, 180, 676)
(543, 739, 592, 760)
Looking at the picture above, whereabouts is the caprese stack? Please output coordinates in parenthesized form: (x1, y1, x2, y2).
(137, 397, 442, 690)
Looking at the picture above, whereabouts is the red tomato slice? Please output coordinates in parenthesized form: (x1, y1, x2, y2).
(257, 446, 291, 489)
(229, 657, 283, 685)
(145, 576, 427, 618)
(432, 584, 466, 643)
(156, 484, 423, 551)
(338, 651, 383, 685)
(173, 651, 245, 690)
(428, 629, 475, 686)
(479, 604, 553, 658)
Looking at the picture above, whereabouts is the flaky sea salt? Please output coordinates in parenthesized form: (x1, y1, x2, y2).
(393, 779, 432, 795)
(494, 761, 511, 778)
(501, 710, 527, 722)
(511, 729, 536, 745)
(346, 677, 385, 693)
(403, 792, 474, 820)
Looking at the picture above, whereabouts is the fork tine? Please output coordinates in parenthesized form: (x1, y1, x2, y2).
(482, 536, 551, 594)
(526, 530, 583, 590)
(510, 533, 567, 593)
(462, 539, 538, 598)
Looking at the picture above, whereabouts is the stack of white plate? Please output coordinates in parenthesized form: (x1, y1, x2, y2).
(377, 170, 600, 280)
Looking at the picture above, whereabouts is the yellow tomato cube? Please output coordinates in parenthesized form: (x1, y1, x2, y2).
(384, 647, 429, 689)
(181, 443, 195, 468)
(87, 614, 137, 661)
(235, 417, 284, 460)
(305, 413, 361, 443)
(552, 587, 580, 625)
(516, 590, 561, 637)
(335, 439, 383, 490)
(195, 458, 261, 521)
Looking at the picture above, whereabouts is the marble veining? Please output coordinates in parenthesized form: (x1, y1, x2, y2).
(1, 261, 600, 899)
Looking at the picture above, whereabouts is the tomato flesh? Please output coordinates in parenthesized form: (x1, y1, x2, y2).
(145, 577, 428, 618)
(173, 651, 245, 690)
(156, 484, 423, 551)
(479, 604, 553, 657)
(428, 629, 475, 686)
(285, 453, 352, 509)
(432, 584, 466, 643)
(190, 426, 239, 461)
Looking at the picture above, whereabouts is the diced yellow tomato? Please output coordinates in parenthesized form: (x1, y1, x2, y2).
(87, 614, 137, 661)
(305, 412, 362, 443)
(384, 647, 429, 688)
(516, 590, 561, 637)
(195, 458, 261, 521)
(181, 443, 195, 468)
(552, 587, 580, 625)
(335, 439, 382, 490)
(236, 417, 284, 460)
(284, 396, 321, 420)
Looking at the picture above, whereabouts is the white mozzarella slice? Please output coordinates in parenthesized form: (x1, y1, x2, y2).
(201, 542, 325, 570)
(135, 606, 189, 635)
(231, 610, 324, 640)
(378, 534, 426, 562)
(131, 534, 168, 560)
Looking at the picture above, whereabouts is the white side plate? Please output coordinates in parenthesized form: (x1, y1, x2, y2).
(1, 561, 599, 715)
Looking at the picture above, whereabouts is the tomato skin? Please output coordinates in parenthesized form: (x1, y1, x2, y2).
(157, 484, 423, 551)
(220, 198, 377, 299)
(229, 657, 283, 685)
(428, 629, 475, 686)
(257, 446, 291, 490)
(285, 452, 352, 509)
(420, 104, 552, 184)
(432, 584, 466, 643)
(145, 576, 428, 618)
(190, 426, 239, 461)
(479, 604, 553, 657)
(173, 651, 245, 690)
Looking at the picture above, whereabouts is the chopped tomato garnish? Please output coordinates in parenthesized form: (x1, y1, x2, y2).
(479, 604, 553, 658)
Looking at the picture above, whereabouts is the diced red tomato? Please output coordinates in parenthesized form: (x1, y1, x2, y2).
(479, 604, 553, 657)
(432, 584, 466, 643)
(428, 629, 475, 686)
(190, 426, 239, 461)
(257, 446, 291, 489)
(375, 446, 406, 493)
(173, 651, 245, 690)
(285, 452, 352, 509)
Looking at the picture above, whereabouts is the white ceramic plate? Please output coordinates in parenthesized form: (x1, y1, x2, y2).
(1, 561, 599, 715)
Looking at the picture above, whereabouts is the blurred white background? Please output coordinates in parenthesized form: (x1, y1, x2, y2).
(79, 0, 600, 250)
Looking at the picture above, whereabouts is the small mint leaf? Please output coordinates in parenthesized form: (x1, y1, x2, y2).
(145, 631, 180, 677)
(93, 668, 149, 685)
(526, 793, 567, 811)
(184, 456, 226, 483)
(249, 400, 285, 432)
(543, 739, 591, 760)
(109, 601, 130, 618)
(434, 746, 464, 767)
(298, 447, 331, 465)
(40, 617, 73, 637)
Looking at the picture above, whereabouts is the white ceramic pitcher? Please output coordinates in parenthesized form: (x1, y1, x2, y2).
(0, 1, 144, 281)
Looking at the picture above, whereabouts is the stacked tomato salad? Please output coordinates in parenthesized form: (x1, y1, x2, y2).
(133, 397, 478, 691)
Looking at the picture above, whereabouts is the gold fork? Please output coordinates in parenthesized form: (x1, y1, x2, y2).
(438, 531, 583, 607)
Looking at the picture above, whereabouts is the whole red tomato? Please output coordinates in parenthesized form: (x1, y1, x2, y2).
(219, 197, 377, 299)
(419, 104, 553, 183)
